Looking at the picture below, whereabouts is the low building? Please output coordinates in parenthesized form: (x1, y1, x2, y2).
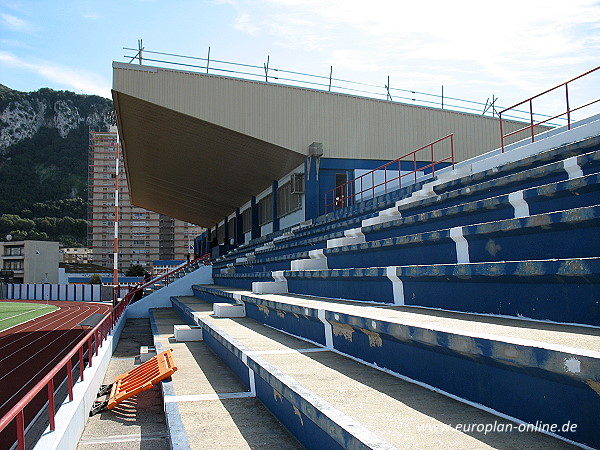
(0, 240, 60, 284)
(60, 247, 92, 264)
(151, 260, 185, 278)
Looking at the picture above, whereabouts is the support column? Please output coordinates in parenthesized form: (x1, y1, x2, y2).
(236, 208, 244, 245)
(304, 157, 320, 220)
(272, 180, 280, 233)
(251, 196, 260, 239)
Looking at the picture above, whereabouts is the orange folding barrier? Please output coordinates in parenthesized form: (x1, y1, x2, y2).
(90, 348, 177, 416)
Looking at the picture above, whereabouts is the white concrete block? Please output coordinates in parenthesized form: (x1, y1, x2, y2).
(326, 235, 366, 248)
(291, 258, 328, 270)
(214, 303, 246, 318)
(174, 324, 203, 341)
(362, 207, 401, 228)
(252, 281, 288, 294)
(291, 248, 328, 270)
(140, 345, 156, 363)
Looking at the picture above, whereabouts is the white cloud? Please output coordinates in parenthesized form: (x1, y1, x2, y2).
(0, 51, 111, 98)
(82, 12, 100, 20)
(233, 12, 259, 35)
(1, 12, 32, 31)
(231, 0, 600, 91)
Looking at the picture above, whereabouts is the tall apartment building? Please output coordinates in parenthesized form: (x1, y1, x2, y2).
(88, 127, 203, 271)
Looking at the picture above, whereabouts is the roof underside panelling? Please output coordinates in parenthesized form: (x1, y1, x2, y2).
(113, 63, 545, 162)
(112, 91, 305, 227)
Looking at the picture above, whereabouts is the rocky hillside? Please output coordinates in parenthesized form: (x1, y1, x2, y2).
(0, 85, 113, 246)
(0, 84, 112, 152)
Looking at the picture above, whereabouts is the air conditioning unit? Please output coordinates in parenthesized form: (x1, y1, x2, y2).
(308, 142, 324, 157)
(291, 173, 304, 194)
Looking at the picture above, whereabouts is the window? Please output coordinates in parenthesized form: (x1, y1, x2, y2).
(3, 261, 23, 270)
(277, 182, 302, 218)
(258, 195, 272, 226)
(4, 247, 23, 257)
(228, 218, 235, 240)
(242, 208, 251, 233)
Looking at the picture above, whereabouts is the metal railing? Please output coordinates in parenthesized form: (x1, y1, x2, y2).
(499, 66, 600, 152)
(119, 253, 212, 304)
(0, 297, 128, 449)
(324, 134, 454, 212)
(122, 43, 561, 124)
(0, 253, 211, 449)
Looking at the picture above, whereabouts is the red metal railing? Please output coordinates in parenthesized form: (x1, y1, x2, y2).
(499, 66, 600, 152)
(324, 134, 454, 212)
(119, 253, 212, 304)
(0, 252, 212, 449)
(0, 298, 128, 449)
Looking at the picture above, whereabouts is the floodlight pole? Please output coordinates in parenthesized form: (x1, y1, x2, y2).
(113, 138, 120, 300)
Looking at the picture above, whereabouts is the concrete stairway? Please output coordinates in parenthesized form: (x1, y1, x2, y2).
(164, 295, 594, 449)
(152, 124, 600, 448)
(149, 305, 303, 449)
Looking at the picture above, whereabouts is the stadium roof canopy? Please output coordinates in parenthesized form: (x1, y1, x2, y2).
(113, 90, 304, 227)
(112, 62, 539, 227)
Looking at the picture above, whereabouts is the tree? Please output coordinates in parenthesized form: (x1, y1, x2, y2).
(125, 264, 145, 276)
(88, 273, 102, 284)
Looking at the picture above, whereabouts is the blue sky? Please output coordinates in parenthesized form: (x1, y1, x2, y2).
(1, 0, 599, 119)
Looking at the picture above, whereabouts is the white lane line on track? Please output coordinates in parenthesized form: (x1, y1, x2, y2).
(0, 304, 50, 323)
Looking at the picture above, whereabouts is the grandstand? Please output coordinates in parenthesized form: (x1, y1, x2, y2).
(1, 59, 599, 449)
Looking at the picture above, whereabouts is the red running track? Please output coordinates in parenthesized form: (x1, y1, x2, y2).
(0, 300, 111, 447)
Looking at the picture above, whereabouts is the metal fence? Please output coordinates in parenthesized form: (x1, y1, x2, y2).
(2, 284, 128, 302)
(123, 41, 571, 125)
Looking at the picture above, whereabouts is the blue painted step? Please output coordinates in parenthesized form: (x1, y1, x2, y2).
(187, 285, 600, 449)
(213, 257, 600, 326)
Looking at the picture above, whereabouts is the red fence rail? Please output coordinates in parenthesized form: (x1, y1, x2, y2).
(119, 253, 212, 304)
(0, 252, 211, 449)
(499, 66, 600, 152)
(0, 298, 128, 449)
(324, 134, 454, 212)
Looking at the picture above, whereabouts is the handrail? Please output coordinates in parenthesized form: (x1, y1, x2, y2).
(120, 253, 212, 304)
(324, 134, 454, 213)
(499, 66, 600, 152)
(0, 253, 211, 449)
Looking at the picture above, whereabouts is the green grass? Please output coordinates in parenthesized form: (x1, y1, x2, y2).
(0, 302, 58, 332)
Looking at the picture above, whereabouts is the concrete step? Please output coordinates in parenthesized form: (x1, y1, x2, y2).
(77, 318, 169, 450)
(213, 257, 600, 326)
(148, 306, 303, 449)
(223, 204, 600, 275)
(186, 286, 600, 449)
(171, 294, 588, 449)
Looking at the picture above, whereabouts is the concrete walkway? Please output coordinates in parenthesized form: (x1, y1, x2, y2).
(151, 307, 303, 449)
(77, 318, 170, 450)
